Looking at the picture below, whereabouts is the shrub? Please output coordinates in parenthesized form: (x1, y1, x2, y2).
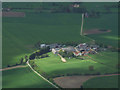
(89, 66, 94, 71)
(7, 65, 10, 67)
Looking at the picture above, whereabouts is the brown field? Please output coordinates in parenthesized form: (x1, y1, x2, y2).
(84, 29, 111, 35)
(53, 76, 95, 88)
(53, 74, 120, 88)
(2, 12, 25, 17)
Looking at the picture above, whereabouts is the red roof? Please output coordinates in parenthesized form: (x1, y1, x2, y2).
(73, 52, 79, 55)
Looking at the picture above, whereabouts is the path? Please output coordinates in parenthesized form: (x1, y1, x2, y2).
(58, 54, 66, 62)
(26, 60, 59, 88)
(0, 65, 28, 71)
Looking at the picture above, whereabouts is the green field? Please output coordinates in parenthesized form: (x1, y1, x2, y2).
(2, 67, 54, 88)
(2, 2, 119, 88)
(3, 2, 118, 67)
(83, 75, 118, 88)
(84, 13, 118, 47)
(31, 52, 118, 78)
(89, 52, 119, 68)
(3, 13, 92, 68)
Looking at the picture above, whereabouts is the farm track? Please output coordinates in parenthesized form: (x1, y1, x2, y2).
(0, 65, 28, 71)
(27, 60, 59, 89)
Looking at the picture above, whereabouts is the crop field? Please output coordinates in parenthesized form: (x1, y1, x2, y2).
(83, 75, 118, 88)
(2, 2, 119, 88)
(84, 13, 118, 47)
(2, 67, 54, 88)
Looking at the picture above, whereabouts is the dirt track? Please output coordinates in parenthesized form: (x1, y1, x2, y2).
(0, 65, 28, 71)
(84, 29, 111, 35)
(53, 74, 120, 88)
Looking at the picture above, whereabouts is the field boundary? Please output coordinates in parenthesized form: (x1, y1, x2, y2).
(84, 29, 111, 35)
(0, 65, 28, 71)
(86, 55, 117, 70)
(27, 60, 59, 89)
(2, 12, 25, 17)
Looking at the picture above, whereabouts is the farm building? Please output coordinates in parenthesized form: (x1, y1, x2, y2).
(73, 51, 82, 56)
(49, 43, 61, 49)
(72, 4, 80, 8)
(52, 48, 60, 54)
(62, 46, 76, 52)
(40, 44, 46, 48)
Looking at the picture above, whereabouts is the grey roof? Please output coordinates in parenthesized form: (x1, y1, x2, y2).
(63, 46, 76, 52)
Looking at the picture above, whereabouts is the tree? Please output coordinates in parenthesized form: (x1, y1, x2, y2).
(20, 58, 24, 64)
(40, 54, 48, 58)
(7, 65, 10, 67)
(67, 52, 74, 57)
(89, 66, 94, 71)
(25, 55, 28, 62)
(29, 53, 36, 60)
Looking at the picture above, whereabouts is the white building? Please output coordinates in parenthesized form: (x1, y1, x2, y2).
(52, 48, 60, 54)
(40, 44, 46, 48)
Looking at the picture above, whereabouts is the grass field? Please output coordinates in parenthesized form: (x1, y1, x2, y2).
(32, 52, 118, 78)
(89, 52, 119, 68)
(83, 75, 118, 88)
(2, 67, 54, 88)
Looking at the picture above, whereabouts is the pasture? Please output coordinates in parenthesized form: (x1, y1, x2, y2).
(32, 52, 118, 78)
(88, 52, 119, 68)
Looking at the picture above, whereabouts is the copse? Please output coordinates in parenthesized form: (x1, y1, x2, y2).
(29, 47, 50, 60)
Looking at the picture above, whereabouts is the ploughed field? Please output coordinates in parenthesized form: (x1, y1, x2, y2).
(53, 75, 119, 88)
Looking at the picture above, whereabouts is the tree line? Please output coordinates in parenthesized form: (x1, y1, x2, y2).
(29, 47, 50, 60)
